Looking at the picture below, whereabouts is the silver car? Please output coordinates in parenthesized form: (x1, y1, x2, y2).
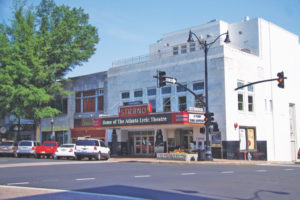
(0, 141, 17, 157)
(16, 140, 40, 158)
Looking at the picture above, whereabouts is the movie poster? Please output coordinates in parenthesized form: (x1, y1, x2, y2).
(239, 128, 246, 151)
(247, 128, 255, 150)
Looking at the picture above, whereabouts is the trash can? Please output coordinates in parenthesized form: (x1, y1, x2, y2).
(198, 149, 206, 161)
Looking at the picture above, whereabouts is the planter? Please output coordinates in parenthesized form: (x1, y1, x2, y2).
(156, 153, 198, 162)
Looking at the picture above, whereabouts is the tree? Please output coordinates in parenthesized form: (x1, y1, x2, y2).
(0, 0, 99, 141)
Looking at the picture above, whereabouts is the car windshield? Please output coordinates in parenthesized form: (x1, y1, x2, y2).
(19, 141, 32, 146)
(76, 140, 96, 146)
(44, 143, 57, 146)
(0, 142, 14, 146)
(60, 144, 74, 148)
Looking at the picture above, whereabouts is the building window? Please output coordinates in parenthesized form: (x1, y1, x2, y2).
(248, 85, 254, 92)
(148, 99, 156, 113)
(178, 96, 187, 111)
(237, 81, 244, 90)
(193, 82, 204, 90)
(134, 90, 143, 98)
(75, 89, 104, 113)
(147, 88, 156, 96)
(177, 84, 187, 93)
(189, 42, 196, 52)
(162, 86, 171, 94)
(173, 46, 178, 55)
(98, 96, 104, 111)
(238, 93, 244, 111)
(248, 95, 253, 112)
(181, 45, 187, 54)
(121, 91, 130, 99)
(195, 96, 204, 109)
(163, 97, 171, 112)
(51, 96, 68, 114)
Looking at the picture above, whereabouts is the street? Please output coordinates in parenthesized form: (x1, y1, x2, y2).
(0, 157, 299, 200)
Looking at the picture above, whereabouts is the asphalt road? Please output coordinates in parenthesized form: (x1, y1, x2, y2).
(0, 157, 299, 200)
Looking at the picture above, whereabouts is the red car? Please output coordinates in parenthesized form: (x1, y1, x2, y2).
(36, 141, 59, 159)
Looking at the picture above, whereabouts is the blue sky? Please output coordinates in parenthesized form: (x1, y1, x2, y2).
(1, 0, 300, 78)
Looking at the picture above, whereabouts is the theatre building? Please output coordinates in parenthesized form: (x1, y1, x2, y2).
(107, 18, 299, 161)
(100, 104, 210, 156)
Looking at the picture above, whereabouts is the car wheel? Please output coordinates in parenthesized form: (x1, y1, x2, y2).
(96, 153, 101, 161)
(106, 152, 110, 160)
(36, 154, 40, 159)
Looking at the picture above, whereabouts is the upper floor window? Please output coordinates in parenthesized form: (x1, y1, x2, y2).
(193, 82, 204, 90)
(76, 89, 104, 113)
(173, 46, 179, 55)
(162, 86, 171, 94)
(177, 84, 187, 92)
(238, 93, 244, 111)
(148, 99, 156, 113)
(248, 95, 253, 112)
(189, 42, 196, 52)
(147, 88, 156, 96)
(51, 96, 68, 114)
(163, 97, 171, 112)
(237, 81, 244, 90)
(181, 45, 187, 54)
(134, 90, 143, 98)
(248, 85, 254, 92)
(121, 91, 130, 99)
(178, 96, 187, 111)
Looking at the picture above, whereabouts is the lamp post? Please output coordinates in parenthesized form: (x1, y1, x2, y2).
(187, 30, 230, 161)
(50, 118, 54, 141)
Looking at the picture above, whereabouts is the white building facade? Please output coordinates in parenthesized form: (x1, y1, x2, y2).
(106, 18, 300, 161)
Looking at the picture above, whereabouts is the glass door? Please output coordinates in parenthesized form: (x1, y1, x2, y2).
(135, 136, 141, 154)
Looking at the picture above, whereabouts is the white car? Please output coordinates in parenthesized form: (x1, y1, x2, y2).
(75, 139, 110, 160)
(54, 144, 76, 160)
(16, 140, 40, 158)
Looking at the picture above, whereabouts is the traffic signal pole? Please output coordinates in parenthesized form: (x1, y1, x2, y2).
(234, 72, 287, 91)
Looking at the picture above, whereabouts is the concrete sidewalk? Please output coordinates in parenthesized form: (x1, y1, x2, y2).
(109, 157, 296, 166)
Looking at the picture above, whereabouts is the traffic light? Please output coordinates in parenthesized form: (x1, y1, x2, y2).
(277, 71, 284, 88)
(158, 71, 166, 88)
(204, 112, 214, 124)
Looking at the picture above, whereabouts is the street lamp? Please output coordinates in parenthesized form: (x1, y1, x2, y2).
(50, 118, 54, 141)
(187, 30, 230, 161)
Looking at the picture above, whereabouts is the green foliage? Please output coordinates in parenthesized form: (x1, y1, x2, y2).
(0, 0, 99, 122)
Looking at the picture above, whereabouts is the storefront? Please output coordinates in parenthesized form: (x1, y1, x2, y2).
(70, 118, 106, 143)
(99, 104, 206, 156)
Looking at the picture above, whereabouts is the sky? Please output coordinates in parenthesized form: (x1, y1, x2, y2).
(1, 0, 300, 78)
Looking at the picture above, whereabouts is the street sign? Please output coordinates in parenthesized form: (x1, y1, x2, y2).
(165, 77, 177, 84)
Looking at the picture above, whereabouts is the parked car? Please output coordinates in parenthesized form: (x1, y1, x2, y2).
(36, 141, 59, 159)
(75, 139, 110, 160)
(16, 140, 40, 158)
(298, 148, 300, 159)
(0, 141, 17, 157)
(54, 144, 76, 160)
